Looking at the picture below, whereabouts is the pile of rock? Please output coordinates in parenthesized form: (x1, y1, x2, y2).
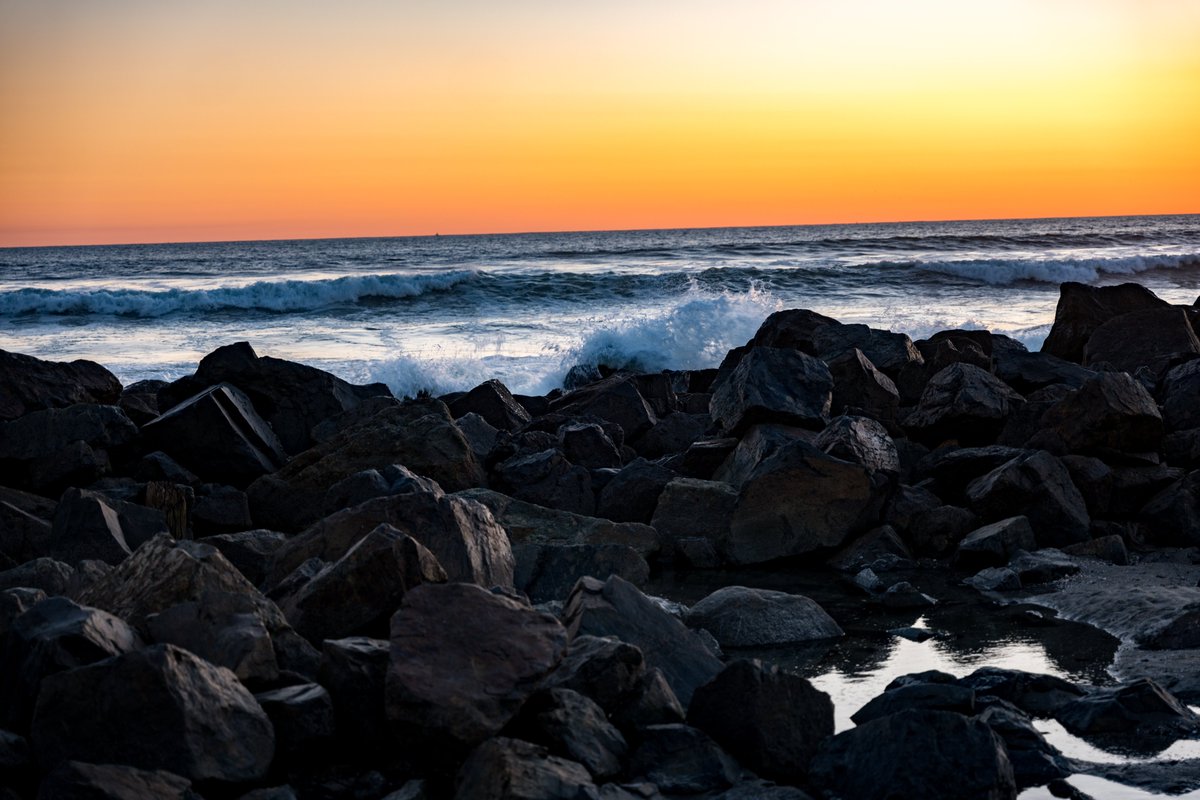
(2, 281, 1200, 798)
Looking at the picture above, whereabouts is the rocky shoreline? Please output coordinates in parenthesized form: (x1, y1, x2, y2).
(2, 279, 1200, 799)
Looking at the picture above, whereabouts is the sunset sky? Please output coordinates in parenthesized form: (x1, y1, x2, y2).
(1, 0, 1198, 247)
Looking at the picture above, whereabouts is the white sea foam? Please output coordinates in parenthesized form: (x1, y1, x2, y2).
(0, 270, 477, 316)
(915, 251, 1200, 285)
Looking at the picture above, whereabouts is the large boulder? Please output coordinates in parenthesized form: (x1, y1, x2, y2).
(685, 586, 843, 647)
(904, 363, 1024, 446)
(954, 517, 1038, 570)
(264, 491, 513, 592)
(37, 762, 199, 800)
(246, 399, 484, 531)
(0, 404, 138, 493)
(850, 682, 976, 725)
(1160, 359, 1200, 432)
(595, 458, 676, 524)
(1042, 281, 1169, 363)
(810, 709, 1017, 800)
(1084, 306, 1200, 378)
(491, 449, 594, 516)
(48, 488, 168, 565)
(826, 348, 901, 426)
(318, 637, 390, 750)
(0, 487, 54, 566)
(386, 583, 568, 750)
(688, 659, 833, 784)
(447, 379, 531, 432)
(815, 415, 900, 475)
(709, 347, 832, 434)
(547, 375, 657, 441)
(628, 724, 740, 794)
(143, 383, 287, 488)
(750, 308, 841, 352)
(811, 323, 924, 378)
(515, 543, 649, 603)
(0, 558, 74, 596)
(0, 350, 121, 421)
(958, 668, 1084, 717)
(650, 478, 738, 558)
(1141, 470, 1200, 546)
(454, 737, 596, 800)
(145, 590, 280, 684)
(506, 687, 628, 780)
(31, 644, 275, 782)
(993, 350, 1095, 394)
(563, 575, 721, 708)
(1033, 372, 1163, 456)
(965, 451, 1090, 548)
(159, 342, 390, 454)
(253, 682, 335, 757)
(1054, 678, 1199, 739)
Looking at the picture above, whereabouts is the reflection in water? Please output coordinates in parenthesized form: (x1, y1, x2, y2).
(1020, 776, 1200, 800)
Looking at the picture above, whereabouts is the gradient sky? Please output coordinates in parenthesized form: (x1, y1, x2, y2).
(1, 0, 1198, 246)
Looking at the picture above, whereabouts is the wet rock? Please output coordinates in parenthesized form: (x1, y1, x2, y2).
(563, 575, 721, 708)
(634, 412, 708, 460)
(205, 529, 287, 586)
(993, 350, 1096, 394)
(1008, 549, 1080, 585)
(650, 478, 737, 557)
(160, 342, 390, 454)
(492, 449, 595, 516)
(1062, 534, 1128, 565)
(826, 348, 901, 426)
(904, 363, 1024, 446)
(1141, 470, 1200, 546)
(454, 737, 596, 800)
(448, 379, 531, 432)
(965, 450, 1090, 548)
(457, 412, 500, 463)
(386, 583, 568, 750)
(507, 687, 627, 780)
(549, 375, 658, 442)
(247, 398, 484, 531)
(0, 558, 73, 596)
(37, 762, 199, 800)
(954, 516, 1037, 570)
(0, 404, 138, 493)
(815, 415, 900, 474)
(965, 567, 1022, 592)
(828, 524, 912, 573)
(1042, 281, 1169, 363)
(850, 682, 975, 725)
(812, 323, 924, 378)
(685, 586, 842, 647)
(319, 637, 390, 749)
(1084, 306, 1200, 378)
(540, 635, 647, 717)
(750, 308, 841, 352)
(191, 484, 252, 536)
(515, 543, 649, 603)
(254, 682, 335, 757)
(31, 643, 275, 782)
(687, 659, 833, 784)
(958, 668, 1084, 717)
(628, 724, 739, 794)
(279, 523, 446, 643)
(977, 705, 1069, 788)
(909, 504, 979, 556)
(1055, 678, 1200, 738)
(560, 422, 623, 468)
(810, 709, 1017, 800)
(145, 590, 279, 684)
(0, 350, 121, 421)
(1033, 372, 1163, 457)
(709, 347, 832, 434)
(879, 581, 937, 609)
(265, 491, 514, 592)
(595, 458, 675, 524)
(0, 596, 143, 733)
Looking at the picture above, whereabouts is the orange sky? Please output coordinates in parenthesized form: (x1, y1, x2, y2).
(1, 0, 1198, 247)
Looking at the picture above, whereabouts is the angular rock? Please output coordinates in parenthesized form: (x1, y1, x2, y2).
(1085, 306, 1200, 378)
(994, 350, 1095, 394)
(750, 308, 841, 352)
(1161, 359, 1200, 432)
(1063, 533, 1128, 565)
(118, 378, 166, 425)
(0, 558, 73, 596)
(811, 323, 924, 378)
(0, 350, 121, 421)
(145, 590, 279, 684)
(205, 529, 287, 586)
(977, 705, 1069, 788)
(687, 659, 833, 784)
(634, 412, 708, 460)
(254, 682, 335, 756)
(31, 644, 275, 782)
(448, 379, 531, 432)
(37, 762, 199, 800)
(958, 668, 1084, 717)
(810, 709, 1016, 800)
(0, 587, 46, 637)
(321, 463, 445, 518)
(965, 567, 1022, 593)
(457, 412, 500, 463)
(493, 449, 594, 516)
(143, 383, 287, 488)
(915, 445, 1035, 500)
(1055, 678, 1199, 738)
(965, 451, 1090, 548)
(454, 737, 596, 800)
(564, 575, 721, 708)
(713, 423, 815, 488)
(827, 348, 900, 426)
(1042, 281, 1169, 363)
(506, 687, 628, 780)
(1008, 549, 1080, 585)
(0, 404, 137, 493)
(709, 347, 832, 434)
(1141, 470, 1200, 546)
(650, 478, 737, 558)
(1033, 372, 1163, 456)
(815, 415, 900, 475)
(904, 363, 1024, 446)
(319, 637, 390, 749)
(850, 682, 975, 725)
(192, 485, 253, 536)
(560, 422, 623, 468)
(827, 524, 912, 573)
(548, 375, 658, 441)
(386, 583, 568, 749)
(540, 635, 648, 716)
(909, 504, 979, 556)
(954, 516, 1037, 570)
(595, 458, 675, 524)
(515, 543, 649, 603)
(0, 488, 54, 566)
(628, 724, 738, 795)
(686, 586, 842, 647)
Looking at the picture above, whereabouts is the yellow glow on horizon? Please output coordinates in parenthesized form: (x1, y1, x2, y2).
(1, 0, 1198, 246)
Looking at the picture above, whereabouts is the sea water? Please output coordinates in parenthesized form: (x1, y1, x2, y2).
(2, 215, 1198, 394)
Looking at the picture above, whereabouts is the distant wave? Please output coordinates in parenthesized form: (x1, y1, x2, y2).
(0, 270, 477, 317)
(910, 252, 1200, 286)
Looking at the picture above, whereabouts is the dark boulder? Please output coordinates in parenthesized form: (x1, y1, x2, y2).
(633, 412, 708, 460)
(454, 737, 596, 800)
(145, 590, 279, 684)
(386, 583, 568, 750)
(687, 659, 833, 784)
(0, 350, 121, 421)
(1054, 678, 1200, 739)
(686, 586, 842, 647)
(505, 687, 628, 780)
(953, 517, 1037, 570)
(709, 347, 832, 434)
(914, 445, 1034, 501)
(254, 682, 335, 757)
(1042, 281, 1169, 363)
(849, 682, 975, 725)
(318, 637, 390, 750)
(811, 323, 924, 378)
(118, 378, 166, 425)
(0, 587, 46, 637)
(31, 643, 275, 782)
(492, 449, 594, 516)
(826, 348, 900, 426)
(595, 458, 675, 524)
(0, 404, 138, 494)
(628, 724, 739, 794)
(205, 529, 287, 586)
(993, 350, 1095, 394)
(977, 705, 1069, 788)
(1140, 470, 1200, 546)
(904, 363, 1024, 446)
(750, 308, 841, 352)
(1033, 372, 1163, 457)
(540, 634, 648, 718)
(448, 379, 531, 432)
(515, 543, 649, 603)
(1084, 306, 1200, 379)
(650, 478, 737, 559)
(965, 451, 1090, 548)
(548, 375, 658, 441)
(37, 762, 199, 800)
(815, 415, 900, 475)
(1007, 549, 1080, 585)
(1162, 359, 1200, 432)
(0, 558, 74, 596)
(559, 422, 623, 468)
(958, 668, 1084, 717)
(0, 487, 54, 566)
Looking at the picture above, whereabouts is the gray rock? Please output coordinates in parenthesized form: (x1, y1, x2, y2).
(515, 543, 649, 603)
(548, 375, 658, 441)
(827, 348, 900, 426)
(205, 529, 287, 586)
(629, 724, 739, 794)
(965, 450, 1090, 548)
(0, 558, 74, 596)
(904, 363, 1024, 446)
(1042, 281, 1169, 363)
(965, 567, 1022, 592)
(954, 516, 1037, 570)
(145, 590, 279, 684)
(686, 586, 843, 647)
(508, 687, 628, 780)
(958, 668, 1084, 717)
(595, 458, 675, 524)
(710, 347, 832, 434)
(448, 379, 531, 432)
(1007, 549, 1080, 584)
(1055, 678, 1200, 738)
(319, 637, 390, 749)
(36, 761, 199, 800)
(650, 478, 737, 557)
(454, 737, 597, 800)
(850, 682, 975, 725)
(1033, 372, 1163, 456)
(1084, 306, 1200, 378)
(0, 350, 121, 421)
(254, 682, 334, 756)
(493, 449, 595, 516)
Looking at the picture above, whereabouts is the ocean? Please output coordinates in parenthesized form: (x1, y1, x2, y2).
(2, 214, 1198, 397)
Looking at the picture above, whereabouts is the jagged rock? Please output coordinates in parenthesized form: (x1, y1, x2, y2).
(914, 445, 1035, 500)
(1055, 678, 1200, 738)
(540, 635, 647, 716)
(254, 683, 335, 756)
(548, 375, 658, 441)
(143, 383, 287, 488)
(515, 543, 649, 603)
(827, 348, 901, 425)
(560, 422, 623, 468)
(448, 379, 531, 432)
(493, 449, 594, 516)
(319, 637, 390, 749)
(1162, 359, 1200, 432)
(507, 688, 628, 780)
(709, 347, 832, 434)
(1063, 533, 1128, 565)
(676, 437, 738, 480)
(265, 491, 513, 592)
(811, 323, 924, 378)
(883, 483, 941, 533)
(629, 724, 739, 794)
(31, 644, 275, 782)
(0, 597, 143, 733)
(810, 709, 1017, 800)
(725, 439, 883, 564)
(0, 404, 138, 493)
(650, 478, 737, 558)
(0, 558, 73, 596)
(713, 423, 816, 487)
(0, 350, 121, 421)
(118, 379, 166, 425)
(1141, 470, 1200, 546)
(815, 415, 900, 474)
(321, 464, 445, 518)
(595, 458, 675, 524)
(993, 350, 1095, 394)
(190, 485, 252, 536)
(908, 504, 979, 556)
(457, 412, 500, 463)
(454, 737, 596, 800)
(920, 335, 991, 374)
(37, 762, 199, 800)
(134, 451, 199, 485)
(685, 586, 842, 647)
(634, 413, 707, 459)
(279, 523, 447, 643)
(958, 668, 1084, 717)
(0, 488, 54, 566)
(1033, 372, 1163, 456)
(247, 399, 483, 531)
(1007, 549, 1079, 585)
(1042, 281, 1169, 363)
(159, 342, 390, 454)
(611, 668, 687, 733)
(977, 705, 1069, 788)
(386, 583, 568, 750)
(750, 308, 841, 352)
(1084, 306, 1200, 378)
(965, 567, 1022, 592)
(879, 581, 937, 609)
(0, 587, 46, 637)
(954, 517, 1037, 570)
(965, 451, 1090, 548)
(205, 529, 287, 586)
(850, 682, 975, 725)
(828, 524, 912, 573)
(47, 489, 170, 564)
(904, 363, 1023, 446)
(563, 576, 720, 708)
(145, 590, 279, 684)
(687, 659, 833, 784)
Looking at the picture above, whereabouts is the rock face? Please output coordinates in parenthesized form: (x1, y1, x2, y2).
(827, 348, 900, 425)
(0, 350, 122, 421)
(685, 586, 843, 647)
(810, 709, 1017, 800)
(447, 379, 531, 432)
(143, 383, 288, 488)
(1084, 306, 1200, 377)
(815, 415, 900, 475)
(954, 517, 1037, 570)
(37, 762, 200, 800)
(965, 451, 1090, 548)
(0, 403, 138, 493)
(49, 488, 168, 565)
(506, 687, 628, 780)
(904, 363, 1023, 446)
(548, 375, 658, 441)
(247, 399, 484, 531)
(1042, 281, 1169, 363)
(1054, 678, 1200, 738)
(688, 659, 834, 784)
(386, 583, 568, 750)
(31, 644, 275, 782)
(454, 737, 596, 800)
(1034, 372, 1163, 456)
(709, 347, 832, 434)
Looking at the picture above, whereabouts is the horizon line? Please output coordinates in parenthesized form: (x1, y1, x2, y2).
(4, 209, 1198, 251)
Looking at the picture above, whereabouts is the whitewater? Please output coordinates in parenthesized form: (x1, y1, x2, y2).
(2, 214, 1198, 397)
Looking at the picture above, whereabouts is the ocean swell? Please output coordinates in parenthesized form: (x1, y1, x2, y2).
(912, 252, 1200, 286)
